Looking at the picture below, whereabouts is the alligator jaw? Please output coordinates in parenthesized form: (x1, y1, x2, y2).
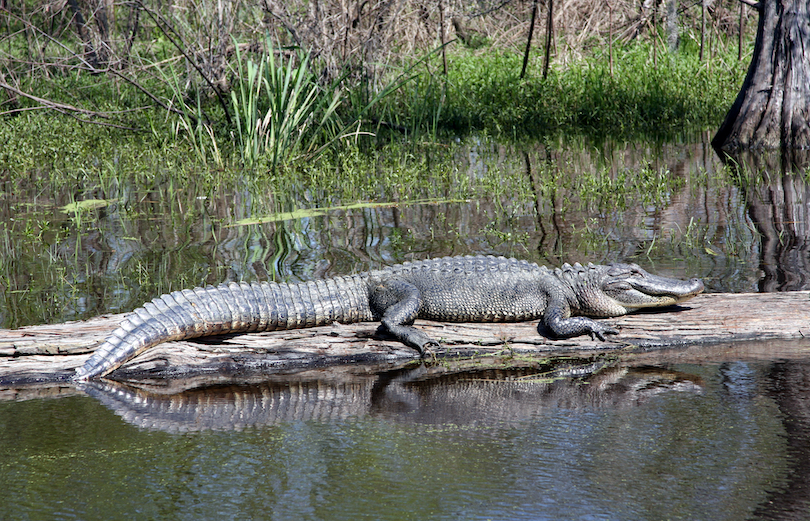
(603, 264, 705, 311)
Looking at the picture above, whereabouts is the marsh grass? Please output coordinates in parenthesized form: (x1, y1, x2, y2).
(390, 38, 744, 140)
(1, 0, 754, 167)
(402, 70, 447, 140)
(228, 41, 344, 169)
(163, 68, 223, 168)
(0, 32, 745, 175)
(574, 165, 685, 212)
(226, 37, 433, 169)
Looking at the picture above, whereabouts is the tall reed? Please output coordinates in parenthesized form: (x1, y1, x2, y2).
(230, 40, 342, 170)
(162, 64, 223, 167)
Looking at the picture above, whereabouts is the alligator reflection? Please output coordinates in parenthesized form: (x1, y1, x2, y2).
(80, 361, 703, 433)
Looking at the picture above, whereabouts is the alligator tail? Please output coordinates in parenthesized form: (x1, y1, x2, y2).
(74, 276, 372, 380)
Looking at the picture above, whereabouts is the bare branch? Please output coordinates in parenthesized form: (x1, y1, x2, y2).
(134, 0, 233, 127)
(105, 67, 198, 124)
(0, 80, 138, 130)
(0, 80, 111, 118)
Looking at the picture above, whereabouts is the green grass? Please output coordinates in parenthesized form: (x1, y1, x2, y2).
(0, 35, 747, 175)
(228, 41, 344, 170)
(383, 39, 745, 140)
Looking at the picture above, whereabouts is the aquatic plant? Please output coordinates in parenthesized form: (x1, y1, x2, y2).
(230, 40, 343, 170)
(162, 65, 223, 168)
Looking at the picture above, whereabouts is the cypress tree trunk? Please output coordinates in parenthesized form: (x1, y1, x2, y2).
(713, 0, 810, 151)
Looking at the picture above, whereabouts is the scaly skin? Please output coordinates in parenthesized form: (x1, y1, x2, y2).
(73, 255, 704, 380)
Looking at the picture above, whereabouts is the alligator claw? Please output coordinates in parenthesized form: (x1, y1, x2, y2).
(420, 340, 441, 356)
(590, 326, 619, 341)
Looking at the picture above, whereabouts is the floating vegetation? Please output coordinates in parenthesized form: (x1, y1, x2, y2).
(60, 199, 111, 214)
(232, 198, 469, 226)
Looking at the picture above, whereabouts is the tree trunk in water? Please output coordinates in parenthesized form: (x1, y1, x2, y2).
(713, 0, 810, 151)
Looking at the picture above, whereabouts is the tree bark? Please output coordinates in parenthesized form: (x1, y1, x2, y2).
(521, 0, 538, 79)
(67, 0, 102, 71)
(667, 0, 679, 53)
(713, 0, 810, 150)
(543, 0, 553, 79)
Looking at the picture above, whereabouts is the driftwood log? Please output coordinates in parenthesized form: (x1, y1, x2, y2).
(0, 291, 808, 385)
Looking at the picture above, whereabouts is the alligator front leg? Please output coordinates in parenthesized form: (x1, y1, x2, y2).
(543, 296, 619, 341)
(369, 279, 440, 354)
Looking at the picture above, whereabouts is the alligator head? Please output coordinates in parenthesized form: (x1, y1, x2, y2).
(560, 262, 704, 317)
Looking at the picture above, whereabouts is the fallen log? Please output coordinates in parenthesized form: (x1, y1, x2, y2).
(0, 291, 807, 384)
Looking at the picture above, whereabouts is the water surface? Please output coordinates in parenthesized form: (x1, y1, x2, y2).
(2, 341, 809, 520)
(1, 136, 809, 520)
(2, 136, 808, 328)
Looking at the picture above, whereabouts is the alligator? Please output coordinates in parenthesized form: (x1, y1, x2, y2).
(81, 364, 704, 432)
(73, 255, 704, 380)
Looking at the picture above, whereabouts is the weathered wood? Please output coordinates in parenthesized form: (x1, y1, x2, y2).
(0, 291, 807, 383)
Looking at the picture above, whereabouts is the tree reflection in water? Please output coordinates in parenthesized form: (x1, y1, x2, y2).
(754, 360, 810, 520)
(721, 149, 810, 292)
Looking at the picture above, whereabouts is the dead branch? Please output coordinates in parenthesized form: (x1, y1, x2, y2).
(736, 0, 761, 10)
(0, 79, 110, 117)
(134, 0, 233, 126)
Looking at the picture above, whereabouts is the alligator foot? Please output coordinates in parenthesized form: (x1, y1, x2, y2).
(375, 324, 438, 356)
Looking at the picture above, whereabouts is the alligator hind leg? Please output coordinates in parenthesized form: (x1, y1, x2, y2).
(369, 279, 439, 354)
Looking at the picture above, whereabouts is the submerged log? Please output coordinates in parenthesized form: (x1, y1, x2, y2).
(0, 291, 808, 384)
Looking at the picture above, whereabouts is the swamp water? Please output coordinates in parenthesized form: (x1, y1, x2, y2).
(3, 342, 810, 520)
(1, 136, 810, 519)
